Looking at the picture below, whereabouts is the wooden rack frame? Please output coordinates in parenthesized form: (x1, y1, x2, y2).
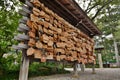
(13, 0, 100, 79)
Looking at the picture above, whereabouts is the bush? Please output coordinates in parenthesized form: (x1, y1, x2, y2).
(29, 62, 70, 77)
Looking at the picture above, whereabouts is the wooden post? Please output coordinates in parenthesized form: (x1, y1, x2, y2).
(80, 64, 85, 72)
(73, 62, 78, 77)
(98, 53, 103, 68)
(92, 62, 96, 74)
(62, 61, 65, 70)
(19, 50, 30, 80)
(77, 64, 80, 71)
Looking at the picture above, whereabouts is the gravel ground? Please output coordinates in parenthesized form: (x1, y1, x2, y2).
(29, 68, 120, 80)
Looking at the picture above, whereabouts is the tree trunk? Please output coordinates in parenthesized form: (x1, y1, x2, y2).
(98, 53, 103, 68)
(113, 39, 120, 67)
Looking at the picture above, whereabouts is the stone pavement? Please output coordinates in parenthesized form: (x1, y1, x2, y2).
(29, 68, 120, 80)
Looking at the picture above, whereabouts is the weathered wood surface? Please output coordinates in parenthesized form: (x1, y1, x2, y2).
(19, 50, 30, 80)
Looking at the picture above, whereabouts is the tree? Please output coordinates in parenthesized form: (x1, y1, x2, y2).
(76, 0, 120, 66)
(76, 0, 120, 20)
(0, 0, 21, 74)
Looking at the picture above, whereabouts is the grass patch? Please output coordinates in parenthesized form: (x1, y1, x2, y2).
(29, 66, 70, 77)
(0, 62, 70, 80)
(0, 70, 19, 80)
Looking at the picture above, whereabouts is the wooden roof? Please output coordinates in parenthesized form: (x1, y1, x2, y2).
(20, 0, 102, 37)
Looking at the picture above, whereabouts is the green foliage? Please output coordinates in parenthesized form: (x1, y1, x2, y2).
(85, 64, 99, 68)
(1, 53, 21, 72)
(97, 4, 120, 64)
(0, 10, 21, 51)
(78, 0, 120, 64)
(0, 0, 22, 77)
(29, 62, 70, 77)
(115, 28, 120, 40)
(0, 0, 21, 55)
(0, 53, 21, 80)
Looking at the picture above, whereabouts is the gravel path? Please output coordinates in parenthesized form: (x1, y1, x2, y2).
(29, 68, 120, 80)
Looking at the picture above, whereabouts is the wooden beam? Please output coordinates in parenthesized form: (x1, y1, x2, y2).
(80, 23, 94, 34)
(92, 62, 96, 74)
(19, 50, 30, 80)
(98, 53, 103, 68)
(55, 0, 79, 21)
(39, 0, 77, 25)
(73, 62, 78, 77)
(80, 64, 85, 72)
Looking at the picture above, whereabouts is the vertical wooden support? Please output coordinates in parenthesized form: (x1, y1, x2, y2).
(80, 64, 85, 72)
(92, 62, 96, 74)
(73, 62, 78, 77)
(19, 50, 30, 80)
(98, 53, 103, 68)
(62, 61, 65, 70)
(77, 64, 80, 71)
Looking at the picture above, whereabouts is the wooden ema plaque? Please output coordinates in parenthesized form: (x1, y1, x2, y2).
(15, 0, 96, 64)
